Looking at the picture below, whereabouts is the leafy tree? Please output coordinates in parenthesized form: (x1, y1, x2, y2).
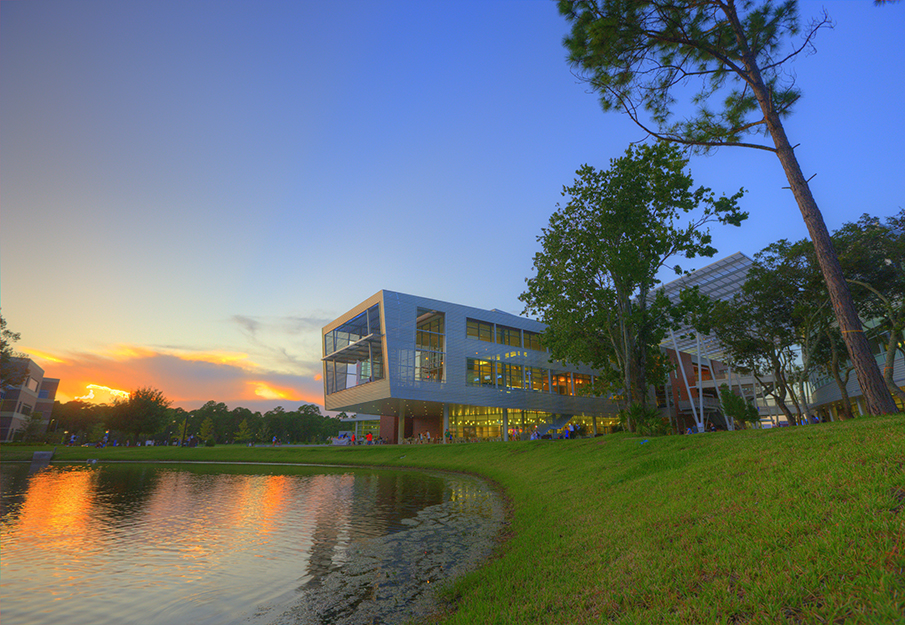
(112, 387, 171, 440)
(747, 238, 832, 420)
(235, 418, 255, 443)
(53, 400, 115, 439)
(810, 326, 855, 420)
(558, 0, 897, 415)
(834, 210, 905, 405)
(22, 412, 48, 442)
(1, 312, 26, 390)
(706, 268, 803, 425)
(199, 416, 215, 442)
(719, 384, 761, 428)
(618, 402, 667, 436)
(192, 401, 232, 443)
(520, 143, 745, 429)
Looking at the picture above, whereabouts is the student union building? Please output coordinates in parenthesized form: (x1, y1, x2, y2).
(322, 290, 620, 443)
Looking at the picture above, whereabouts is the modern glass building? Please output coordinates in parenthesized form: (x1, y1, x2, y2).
(322, 291, 620, 443)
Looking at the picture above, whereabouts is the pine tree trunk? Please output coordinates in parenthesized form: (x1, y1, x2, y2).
(739, 47, 898, 416)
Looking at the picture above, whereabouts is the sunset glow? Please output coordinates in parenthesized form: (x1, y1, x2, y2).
(75, 384, 131, 401)
(175, 351, 253, 366)
(252, 383, 296, 401)
(21, 348, 66, 364)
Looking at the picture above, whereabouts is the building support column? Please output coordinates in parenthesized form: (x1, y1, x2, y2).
(442, 404, 449, 444)
(397, 400, 406, 444)
(670, 328, 699, 429)
(592, 414, 598, 436)
(502, 408, 509, 442)
(696, 333, 705, 428)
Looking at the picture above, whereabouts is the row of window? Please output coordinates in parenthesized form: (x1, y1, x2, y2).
(466, 358, 593, 395)
(466, 319, 544, 351)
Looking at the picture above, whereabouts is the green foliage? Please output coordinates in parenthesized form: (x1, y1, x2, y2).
(111, 387, 172, 439)
(0, 312, 26, 390)
(16, 414, 905, 623)
(558, 0, 898, 416)
(235, 418, 254, 443)
(719, 384, 761, 427)
(521, 142, 745, 417)
(835, 210, 905, 403)
(199, 416, 215, 442)
(558, 0, 818, 152)
(22, 413, 47, 442)
(618, 402, 668, 436)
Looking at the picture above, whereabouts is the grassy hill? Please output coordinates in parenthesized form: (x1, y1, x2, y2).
(4, 414, 904, 624)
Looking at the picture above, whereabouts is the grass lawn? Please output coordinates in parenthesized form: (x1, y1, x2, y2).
(4, 414, 905, 624)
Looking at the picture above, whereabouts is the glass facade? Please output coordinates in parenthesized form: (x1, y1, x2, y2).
(466, 319, 493, 342)
(524, 330, 544, 352)
(501, 363, 524, 389)
(415, 308, 445, 382)
(466, 359, 495, 387)
(526, 367, 549, 392)
(552, 372, 572, 396)
(496, 325, 521, 347)
(324, 304, 384, 395)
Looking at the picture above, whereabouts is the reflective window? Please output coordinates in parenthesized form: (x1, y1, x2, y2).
(415, 308, 445, 382)
(324, 304, 384, 395)
(552, 372, 572, 396)
(524, 331, 544, 352)
(501, 363, 524, 389)
(466, 359, 495, 387)
(466, 319, 493, 343)
(496, 325, 521, 347)
(526, 367, 549, 392)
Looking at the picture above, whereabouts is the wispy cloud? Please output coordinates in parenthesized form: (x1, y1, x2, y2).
(232, 315, 261, 336)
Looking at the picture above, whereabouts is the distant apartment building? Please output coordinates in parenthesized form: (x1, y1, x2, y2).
(1, 358, 59, 442)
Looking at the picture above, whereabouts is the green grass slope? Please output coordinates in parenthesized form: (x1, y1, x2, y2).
(4, 415, 904, 624)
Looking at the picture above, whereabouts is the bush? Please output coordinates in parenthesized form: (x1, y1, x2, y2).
(204, 439, 215, 447)
(619, 403, 668, 435)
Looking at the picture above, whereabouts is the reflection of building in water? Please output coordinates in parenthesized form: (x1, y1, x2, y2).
(0, 358, 59, 442)
(322, 292, 620, 443)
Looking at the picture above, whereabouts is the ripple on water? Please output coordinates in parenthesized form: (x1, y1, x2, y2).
(0, 464, 505, 625)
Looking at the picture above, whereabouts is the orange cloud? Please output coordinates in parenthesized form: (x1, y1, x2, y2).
(75, 384, 130, 402)
(21, 348, 66, 364)
(31, 344, 325, 412)
(174, 351, 254, 367)
(251, 382, 300, 401)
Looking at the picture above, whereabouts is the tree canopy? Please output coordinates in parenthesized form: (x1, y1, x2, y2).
(111, 387, 172, 439)
(1, 312, 27, 391)
(521, 142, 745, 423)
(558, 0, 897, 414)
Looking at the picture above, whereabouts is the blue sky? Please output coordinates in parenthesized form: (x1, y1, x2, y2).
(2, 1, 902, 412)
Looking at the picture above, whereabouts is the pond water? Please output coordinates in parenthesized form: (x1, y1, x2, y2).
(0, 462, 504, 625)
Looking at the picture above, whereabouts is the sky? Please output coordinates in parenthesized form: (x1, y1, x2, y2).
(2, 1, 903, 414)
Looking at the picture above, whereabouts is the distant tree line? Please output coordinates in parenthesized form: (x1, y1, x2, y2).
(47, 390, 343, 446)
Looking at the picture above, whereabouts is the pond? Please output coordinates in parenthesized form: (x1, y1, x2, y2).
(0, 462, 505, 625)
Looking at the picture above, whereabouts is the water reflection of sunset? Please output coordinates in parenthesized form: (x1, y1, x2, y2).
(0, 464, 455, 625)
(10, 467, 99, 554)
